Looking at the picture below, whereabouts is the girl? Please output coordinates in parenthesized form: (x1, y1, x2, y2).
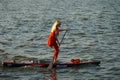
(47, 20, 61, 63)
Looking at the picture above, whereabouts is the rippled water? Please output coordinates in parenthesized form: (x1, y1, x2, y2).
(0, 0, 120, 80)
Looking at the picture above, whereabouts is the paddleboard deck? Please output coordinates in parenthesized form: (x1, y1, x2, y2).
(2, 60, 100, 68)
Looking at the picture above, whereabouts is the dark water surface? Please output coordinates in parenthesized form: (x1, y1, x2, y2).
(0, 0, 120, 80)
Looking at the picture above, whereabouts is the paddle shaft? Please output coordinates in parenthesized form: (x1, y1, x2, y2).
(59, 30, 67, 47)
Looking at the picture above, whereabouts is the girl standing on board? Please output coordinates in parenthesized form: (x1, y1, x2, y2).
(47, 20, 66, 64)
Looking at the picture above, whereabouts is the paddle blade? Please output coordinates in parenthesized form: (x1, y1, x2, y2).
(47, 57, 54, 70)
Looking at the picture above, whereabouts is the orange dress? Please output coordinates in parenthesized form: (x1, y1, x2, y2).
(47, 31, 57, 48)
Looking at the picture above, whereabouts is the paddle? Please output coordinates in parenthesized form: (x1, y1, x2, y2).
(47, 30, 68, 70)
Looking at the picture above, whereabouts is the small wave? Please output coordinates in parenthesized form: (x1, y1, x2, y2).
(0, 74, 11, 78)
(0, 49, 5, 53)
(81, 55, 94, 60)
(108, 66, 120, 72)
(12, 55, 37, 61)
(0, 40, 10, 46)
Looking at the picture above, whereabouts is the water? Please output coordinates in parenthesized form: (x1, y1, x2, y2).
(0, 0, 120, 80)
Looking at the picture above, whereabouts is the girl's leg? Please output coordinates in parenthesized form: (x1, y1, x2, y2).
(53, 44, 59, 63)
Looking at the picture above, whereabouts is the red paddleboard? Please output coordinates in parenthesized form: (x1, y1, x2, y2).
(2, 59, 100, 68)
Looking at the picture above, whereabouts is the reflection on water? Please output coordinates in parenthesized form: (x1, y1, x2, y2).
(43, 68, 57, 80)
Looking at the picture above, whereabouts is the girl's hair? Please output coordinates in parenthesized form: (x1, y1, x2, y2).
(51, 20, 61, 32)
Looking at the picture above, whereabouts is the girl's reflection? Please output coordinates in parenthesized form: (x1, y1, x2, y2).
(49, 68, 57, 80)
